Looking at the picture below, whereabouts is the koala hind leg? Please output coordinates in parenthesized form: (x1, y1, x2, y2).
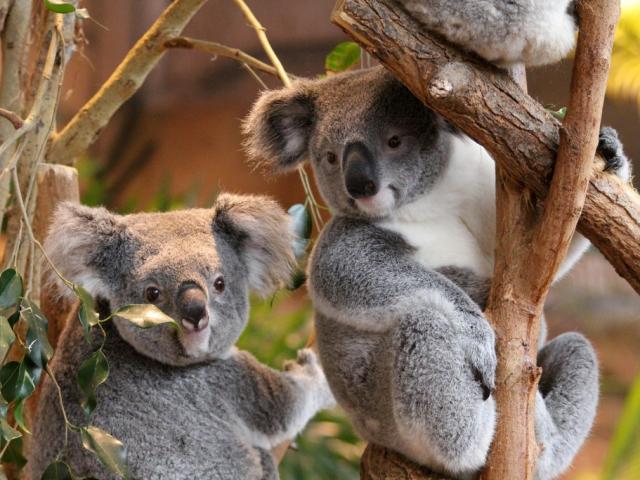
(390, 307, 496, 477)
(256, 447, 278, 480)
(534, 332, 599, 480)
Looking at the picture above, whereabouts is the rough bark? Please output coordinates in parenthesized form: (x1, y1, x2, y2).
(361, 444, 450, 480)
(331, 0, 640, 296)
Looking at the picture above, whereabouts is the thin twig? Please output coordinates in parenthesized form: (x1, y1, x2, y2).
(243, 63, 269, 89)
(164, 36, 281, 78)
(0, 108, 24, 130)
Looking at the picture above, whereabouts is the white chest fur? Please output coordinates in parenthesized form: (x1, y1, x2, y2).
(378, 134, 497, 278)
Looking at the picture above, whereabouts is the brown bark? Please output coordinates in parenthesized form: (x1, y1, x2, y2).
(361, 444, 449, 480)
(331, 0, 640, 296)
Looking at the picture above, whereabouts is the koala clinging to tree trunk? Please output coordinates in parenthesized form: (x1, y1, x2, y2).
(243, 67, 631, 479)
(395, 0, 578, 67)
(25, 193, 334, 480)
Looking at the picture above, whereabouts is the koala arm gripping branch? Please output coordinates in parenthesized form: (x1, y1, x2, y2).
(227, 350, 334, 449)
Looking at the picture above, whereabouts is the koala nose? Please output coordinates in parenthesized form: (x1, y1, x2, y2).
(343, 142, 379, 199)
(177, 285, 209, 332)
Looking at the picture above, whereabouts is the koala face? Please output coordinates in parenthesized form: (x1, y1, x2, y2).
(45, 194, 295, 366)
(244, 67, 452, 219)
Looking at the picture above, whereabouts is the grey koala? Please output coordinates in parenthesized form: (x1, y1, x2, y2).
(243, 67, 631, 478)
(25, 193, 334, 480)
(395, 0, 578, 66)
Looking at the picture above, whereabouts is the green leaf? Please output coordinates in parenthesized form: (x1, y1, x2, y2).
(77, 350, 109, 416)
(325, 42, 361, 73)
(43, 0, 76, 14)
(0, 361, 35, 403)
(603, 374, 640, 479)
(42, 461, 75, 480)
(288, 204, 311, 258)
(113, 304, 178, 329)
(0, 417, 20, 443)
(0, 315, 15, 362)
(13, 399, 29, 433)
(74, 285, 99, 337)
(0, 269, 22, 310)
(1, 436, 26, 469)
(21, 299, 53, 367)
(81, 426, 127, 478)
(548, 106, 567, 120)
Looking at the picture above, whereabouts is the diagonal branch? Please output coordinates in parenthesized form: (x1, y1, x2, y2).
(332, 0, 640, 296)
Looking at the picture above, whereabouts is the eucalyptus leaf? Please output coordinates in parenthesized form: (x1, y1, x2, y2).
(0, 417, 20, 443)
(0, 394, 7, 418)
(0, 361, 35, 403)
(42, 461, 75, 480)
(22, 299, 53, 367)
(13, 399, 29, 433)
(81, 426, 128, 478)
(0, 269, 22, 310)
(7, 310, 20, 328)
(75, 7, 90, 19)
(114, 304, 178, 329)
(288, 204, 312, 240)
(77, 350, 109, 416)
(43, 0, 76, 14)
(1, 436, 26, 469)
(325, 42, 361, 73)
(0, 315, 15, 362)
(74, 285, 99, 336)
(548, 106, 567, 120)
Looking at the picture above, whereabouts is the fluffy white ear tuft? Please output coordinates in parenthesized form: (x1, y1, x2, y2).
(43, 202, 124, 301)
(213, 193, 296, 297)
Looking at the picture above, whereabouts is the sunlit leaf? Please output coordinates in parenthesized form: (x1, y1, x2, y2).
(0, 315, 15, 363)
(0, 361, 35, 403)
(74, 285, 99, 337)
(288, 204, 312, 258)
(602, 373, 640, 479)
(43, 0, 76, 14)
(81, 426, 127, 478)
(42, 461, 75, 480)
(548, 106, 567, 121)
(75, 7, 90, 20)
(77, 350, 109, 416)
(0, 269, 22, 310)
(0, 417, 20, 443)
(325, 42, 361, 73)
(113, 304, 178, 329)
(21, 299, 53, 367)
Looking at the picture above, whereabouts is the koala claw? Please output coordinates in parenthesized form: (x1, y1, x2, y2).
(284, 348, 320, 373)
(598, 127, 629, 179)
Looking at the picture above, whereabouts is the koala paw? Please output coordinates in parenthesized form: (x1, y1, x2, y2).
(598, 127, 631, 181)
(284, 348, 335, 409)
(463, 314, 497, 400)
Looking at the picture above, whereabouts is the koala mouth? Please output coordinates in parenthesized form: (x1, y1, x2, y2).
(179, 323, 211, 357)
(351, 186, 397, 218)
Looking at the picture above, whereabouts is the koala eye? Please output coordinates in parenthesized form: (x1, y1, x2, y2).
(325, 151, 337, 165)
(387, 136, 402, 149)
(214, 276, 225, 293)
(145, 286, 161, 303)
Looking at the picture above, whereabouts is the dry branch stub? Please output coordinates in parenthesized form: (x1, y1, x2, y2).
(331, 0, 640, 296)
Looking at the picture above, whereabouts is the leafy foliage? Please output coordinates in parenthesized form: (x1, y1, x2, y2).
(81, 426, 128, 478)
(325, 42, 361, 73)
(608, 1, 640, 109)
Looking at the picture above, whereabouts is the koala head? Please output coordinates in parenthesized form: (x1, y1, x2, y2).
(45, 193, 295, 366)
(243, 66, 452, 219)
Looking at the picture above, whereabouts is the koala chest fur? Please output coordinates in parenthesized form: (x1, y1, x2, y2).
(378, 134, 496, 279)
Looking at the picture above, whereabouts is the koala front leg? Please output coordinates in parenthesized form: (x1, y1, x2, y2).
(534, 333, 599, 479)
(391, 303, 497, 478)
(232, 350, 334, 450)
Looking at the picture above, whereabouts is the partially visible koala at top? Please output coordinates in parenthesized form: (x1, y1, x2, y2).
(396, 0, 578, 66)
(25, 193, 334, 480)
(243, 67, 631, 479)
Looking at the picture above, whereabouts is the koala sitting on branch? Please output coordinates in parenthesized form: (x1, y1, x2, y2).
(26, 193, 334, 480)
(244, 66, 631, 479)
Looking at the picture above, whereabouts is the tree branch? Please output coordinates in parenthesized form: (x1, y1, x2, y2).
(46, 0, 209, 166)
(163, 36, 281, 78)
(331, 0, 640, 296)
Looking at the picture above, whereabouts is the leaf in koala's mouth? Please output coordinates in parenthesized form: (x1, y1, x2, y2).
(113, 304, 179, 330)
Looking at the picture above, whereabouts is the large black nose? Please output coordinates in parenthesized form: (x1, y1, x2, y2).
(343, 142, 379, 199)
(177, 284, 209, 332)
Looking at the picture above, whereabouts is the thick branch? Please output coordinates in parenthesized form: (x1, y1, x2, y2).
(46, 0, 208, 166)
(332, 0, 640, 296)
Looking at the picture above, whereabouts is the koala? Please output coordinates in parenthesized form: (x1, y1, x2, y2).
(395, 0, 578, 67)
(244, 67, 631, 478)
(25, 193, 334, 480)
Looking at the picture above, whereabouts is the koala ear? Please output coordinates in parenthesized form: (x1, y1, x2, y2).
(44, 202, 130, 300)
(213, 193, 296, 296)
(243, 82, 316, 173)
